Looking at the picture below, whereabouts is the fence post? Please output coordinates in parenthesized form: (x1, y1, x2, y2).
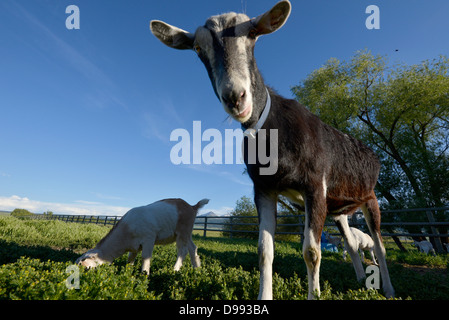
(229, 217, 233, 239)
(104, 216, 108, 226)
(114, 216, 118, 226)
(203, 217, 208, 238)
(298, 215, 304, 243)
(425, 209, 444, 253)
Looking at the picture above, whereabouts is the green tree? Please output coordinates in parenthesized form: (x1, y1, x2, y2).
(222, 196, 259, 239)
(291, 50, 449, 243)
(223, 196, 304, 241)
(10, 208, 34, 217)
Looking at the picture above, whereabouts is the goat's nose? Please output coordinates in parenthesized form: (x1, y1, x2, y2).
(222, 89, 246, 108)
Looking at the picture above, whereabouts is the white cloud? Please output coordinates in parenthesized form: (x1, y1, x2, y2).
(0, 195, 233, 218)
(0, 195, 129, 216)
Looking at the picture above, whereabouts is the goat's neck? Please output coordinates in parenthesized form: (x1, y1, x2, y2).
(95, 228, 129, 262)
(242, 84, 271, 131)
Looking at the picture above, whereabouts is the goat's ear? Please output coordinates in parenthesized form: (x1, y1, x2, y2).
(252, 0, 291, 36)
(150, 20, 194, 50)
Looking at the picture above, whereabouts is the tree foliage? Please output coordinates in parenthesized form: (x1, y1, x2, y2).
(10, 208, 34, 217)
(222, 196, 259, 239)
(223, 196, 303, 241)
(292, 51, 449, 239)
(292, 51, 449, 209)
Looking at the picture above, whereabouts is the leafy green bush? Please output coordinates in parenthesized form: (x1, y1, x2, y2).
(1, 216, 448, 300)
(10, 208, 34, 217)
(0, 216, 109, 250)
(0, 257, 155, 300)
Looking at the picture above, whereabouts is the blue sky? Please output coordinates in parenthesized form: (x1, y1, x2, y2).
(1, 0, 448, 216)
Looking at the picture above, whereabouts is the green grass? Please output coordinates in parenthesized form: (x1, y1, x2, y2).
(0, 216, 448, 300)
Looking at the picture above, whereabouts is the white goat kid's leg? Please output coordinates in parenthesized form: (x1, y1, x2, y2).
(255, 193, 277, 300)
(141, 239, 155, 275)
(361, 198, 395, 298)
(174, 239, 188, 271)
(333, 215, 365, 281)
(128, 251, 138, 265)
(370, 249, 378, 265)
(187, 238, 201, 268)
(359, 249, 366, 263)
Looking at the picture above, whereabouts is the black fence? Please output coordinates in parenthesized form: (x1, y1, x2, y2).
(16, 206, 449, 253)
(193, 207, 449, 253)
(23, 213, 121, 227)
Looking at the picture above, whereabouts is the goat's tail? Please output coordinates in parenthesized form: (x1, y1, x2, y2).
(192, 198, 210, 214)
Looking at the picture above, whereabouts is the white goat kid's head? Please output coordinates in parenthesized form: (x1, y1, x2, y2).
(150, 1, 291, 125)
(76, 250, 104, 269)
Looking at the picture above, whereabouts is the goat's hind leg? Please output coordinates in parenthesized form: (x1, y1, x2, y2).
(333, 215, 365, 282)
(174, 237, 189, 271)
(361, 194, 395, 298)
(187, 237, 201, 268)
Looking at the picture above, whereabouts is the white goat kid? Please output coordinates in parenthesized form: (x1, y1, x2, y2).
(76, 198, 209, 274)
(413, 240, 436, 256)
(343, 227, 378, 265)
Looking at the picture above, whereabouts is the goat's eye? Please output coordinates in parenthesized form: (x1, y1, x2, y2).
(194, 44, 201, 54)
(248, 29, 258, 39)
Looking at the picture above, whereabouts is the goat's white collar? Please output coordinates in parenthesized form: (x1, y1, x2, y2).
(245, 87, 271, 139)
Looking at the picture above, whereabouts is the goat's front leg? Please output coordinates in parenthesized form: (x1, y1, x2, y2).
(128, 251, 138, 265)
(303, 189, 327, 300)
(141, 238, 155, 275)
(255, 191, 277, 300)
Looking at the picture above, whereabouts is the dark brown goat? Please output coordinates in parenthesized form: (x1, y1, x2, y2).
(150, 0, 394, 299)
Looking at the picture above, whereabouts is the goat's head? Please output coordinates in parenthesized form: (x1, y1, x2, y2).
(76, 249, 104, 269)
(150, 1, 291, 125)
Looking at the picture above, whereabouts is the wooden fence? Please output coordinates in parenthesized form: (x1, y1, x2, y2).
(19, 206, 449, 253)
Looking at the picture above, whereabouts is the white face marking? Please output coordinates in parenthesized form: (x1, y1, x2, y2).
(194, 13, 255, 123)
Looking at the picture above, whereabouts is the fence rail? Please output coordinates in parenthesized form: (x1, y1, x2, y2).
(13, 206, 449, 253)
(192, 207, 449, 253)
(22, 214, 121, 227)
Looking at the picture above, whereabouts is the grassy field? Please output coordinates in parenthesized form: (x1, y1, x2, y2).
(0, 216, 448, 300)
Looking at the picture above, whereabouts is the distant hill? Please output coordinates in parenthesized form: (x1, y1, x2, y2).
(198, 211, 219, 217)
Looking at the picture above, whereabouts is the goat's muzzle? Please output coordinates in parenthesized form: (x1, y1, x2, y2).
(221, 89, 252, 121)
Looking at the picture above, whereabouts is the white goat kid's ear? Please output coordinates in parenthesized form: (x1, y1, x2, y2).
(150, 20, 194, 50)
(252, 0, 291, 36)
